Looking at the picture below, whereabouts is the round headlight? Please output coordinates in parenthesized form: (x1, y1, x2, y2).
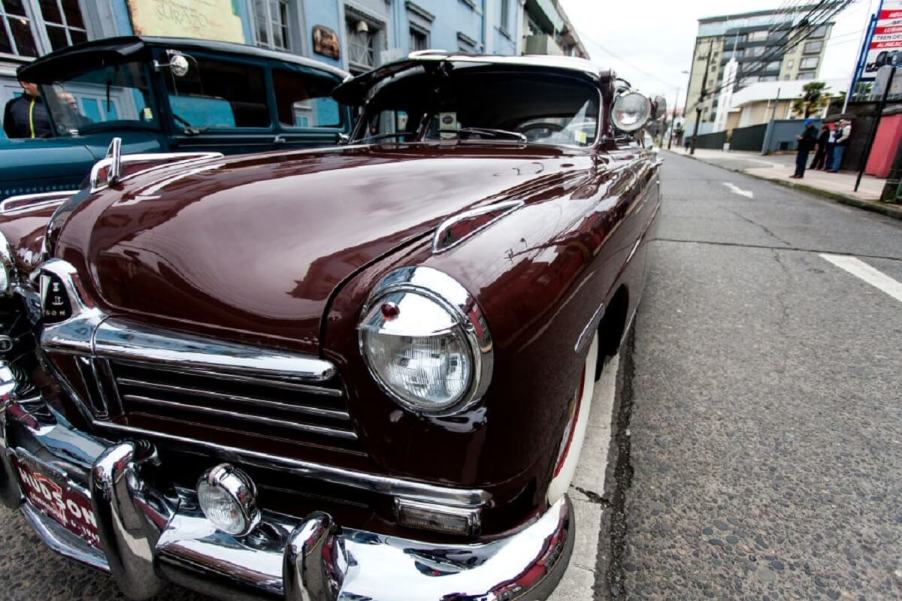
(358, 267, 492, 414)
(197, 464, 261, 536)
(611, 92, 652, 133)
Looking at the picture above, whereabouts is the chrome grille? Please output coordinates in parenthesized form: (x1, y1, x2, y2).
(106, 360, 359, 449)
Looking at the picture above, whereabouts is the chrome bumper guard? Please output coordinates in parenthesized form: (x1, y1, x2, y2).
(0, 372, 574, 601)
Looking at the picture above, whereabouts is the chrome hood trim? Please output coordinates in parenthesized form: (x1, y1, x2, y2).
(37, 259, 336, 382)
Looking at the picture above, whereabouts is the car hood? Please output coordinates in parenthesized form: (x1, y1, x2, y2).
(54, 144, 587, 351)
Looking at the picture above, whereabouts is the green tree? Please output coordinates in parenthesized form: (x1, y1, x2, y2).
(792, 82, 830, 118)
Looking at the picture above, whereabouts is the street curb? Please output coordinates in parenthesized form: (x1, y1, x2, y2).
(667, 150, 902, 221)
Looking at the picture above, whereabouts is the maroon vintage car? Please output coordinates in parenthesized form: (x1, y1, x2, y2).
(0, 53, 662, 600)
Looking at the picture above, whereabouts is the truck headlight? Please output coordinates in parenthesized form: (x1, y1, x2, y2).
(358, 267, 492, 414)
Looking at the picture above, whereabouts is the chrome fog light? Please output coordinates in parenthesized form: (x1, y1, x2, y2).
(197, 464, 261, 536)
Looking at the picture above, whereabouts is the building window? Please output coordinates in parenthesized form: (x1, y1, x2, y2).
(800, 56, 819, 70)
(346, 15, 379, 74)
(765, 61, 781, 72)
(809, 25, 828, 39)
(1, 0, 87, 58)
(748, 30, 768, 42)
(798, 71, 815, 80)
(500, 0, 510, 32)
(1, 0, 39, 56)
(253, 0, 290, 51)
(803, 40, 822, 55)
(457, 32, 477, 53)
(409, 26, 427, 51)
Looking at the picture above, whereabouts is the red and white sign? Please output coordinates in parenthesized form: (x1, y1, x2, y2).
(862, 0, 902, 79)
(13, 456, 101, 549)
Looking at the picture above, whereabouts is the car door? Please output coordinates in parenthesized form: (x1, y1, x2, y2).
(160, 52, 282, 155)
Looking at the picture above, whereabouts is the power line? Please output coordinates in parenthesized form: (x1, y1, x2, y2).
(685, 0, 853, 115)
(583, 36, 682, 90)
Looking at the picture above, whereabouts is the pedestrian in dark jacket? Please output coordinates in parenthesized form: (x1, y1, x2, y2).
(2, 80, 52, 139)
(791, 119, 818, 179)
(809, 123, 831, 170)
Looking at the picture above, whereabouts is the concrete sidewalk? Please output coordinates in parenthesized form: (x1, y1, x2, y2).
(667, 147, 902, 220)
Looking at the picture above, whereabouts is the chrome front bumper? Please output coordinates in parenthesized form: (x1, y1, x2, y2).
(0, 383, 574, 600)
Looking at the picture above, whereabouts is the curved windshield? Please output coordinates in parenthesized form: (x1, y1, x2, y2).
(40, 62, 157, 136)
(356, 68, 599, 147)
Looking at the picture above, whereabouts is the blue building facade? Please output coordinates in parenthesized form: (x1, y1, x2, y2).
(2, 0, 584, 113)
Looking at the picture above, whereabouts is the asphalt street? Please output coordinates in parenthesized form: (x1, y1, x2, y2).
(606, 153, 902, 600)
(0, 152, 900, 600)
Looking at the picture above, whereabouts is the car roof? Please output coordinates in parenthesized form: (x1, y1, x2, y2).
(19, 36, 349, 83)
(333, 51, 613, 104)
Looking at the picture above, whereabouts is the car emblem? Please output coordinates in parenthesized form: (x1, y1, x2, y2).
(40, 272, 72, 323)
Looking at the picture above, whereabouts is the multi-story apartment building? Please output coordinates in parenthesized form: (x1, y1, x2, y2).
(1, 0, 586, 118)
(684, 5, 834, 136)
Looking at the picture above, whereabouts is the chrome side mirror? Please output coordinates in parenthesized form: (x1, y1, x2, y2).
(337, 133, 350, 145)
(155, 52, 191, 77)
(611, 93, 652, 133)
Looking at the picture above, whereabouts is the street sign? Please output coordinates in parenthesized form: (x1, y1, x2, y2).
(859, 0, 902, 82)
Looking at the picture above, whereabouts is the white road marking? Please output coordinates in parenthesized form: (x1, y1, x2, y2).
(820, 254, 902, 304)
(723, 182, 754, 199)
(548, 354, 619, 601)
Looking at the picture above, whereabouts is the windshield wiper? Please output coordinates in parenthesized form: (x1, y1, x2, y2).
(172, 113, 208, 136)
(441, 127, 527, 143)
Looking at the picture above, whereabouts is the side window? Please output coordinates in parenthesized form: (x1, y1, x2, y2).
(272, 69, 343, 129)
(165, 57, 269, 129)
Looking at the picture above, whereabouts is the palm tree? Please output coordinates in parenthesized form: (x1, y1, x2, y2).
(792, 82, 829, 118)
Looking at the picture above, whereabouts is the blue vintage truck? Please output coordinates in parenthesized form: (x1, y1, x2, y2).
(0, 36, 351, 202)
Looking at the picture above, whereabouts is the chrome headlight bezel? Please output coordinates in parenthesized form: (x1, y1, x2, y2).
(358, 267, 493, 415)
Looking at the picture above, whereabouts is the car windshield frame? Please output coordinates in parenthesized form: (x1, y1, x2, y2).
(351, 67, 603, 149)
(38, 60, 160, 137)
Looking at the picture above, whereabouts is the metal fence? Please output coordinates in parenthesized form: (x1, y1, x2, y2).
(693, 131, 727, 150)
(729, 124, 768, 151)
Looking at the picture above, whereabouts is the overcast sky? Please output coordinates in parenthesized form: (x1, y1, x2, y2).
(559, 0, 879, 108)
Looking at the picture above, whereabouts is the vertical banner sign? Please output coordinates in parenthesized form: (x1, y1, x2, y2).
(860, 0, 902, 81)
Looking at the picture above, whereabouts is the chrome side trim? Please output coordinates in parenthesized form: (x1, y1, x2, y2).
(115, 378, 350, 420)
(432, 200, 524, 254)
(575, 301, 605, 353)
(94, 319, 337, 382)
(90, 421, 490, 509)
(359, 266, 494, 417)
(0, 191, 77, 213)
(120, 394, 358, 440)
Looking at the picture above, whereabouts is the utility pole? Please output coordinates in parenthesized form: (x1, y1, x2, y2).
(690, 47, 713, 156)
(761, 87, 781, 155)
(667, 86, 680, 150)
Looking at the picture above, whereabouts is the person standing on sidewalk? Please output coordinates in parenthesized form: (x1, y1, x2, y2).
(2, 80, 52, 139)
(791, 119, 818, 179)
(809, 123, 831, 170)
(827, 119, 852, 173)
